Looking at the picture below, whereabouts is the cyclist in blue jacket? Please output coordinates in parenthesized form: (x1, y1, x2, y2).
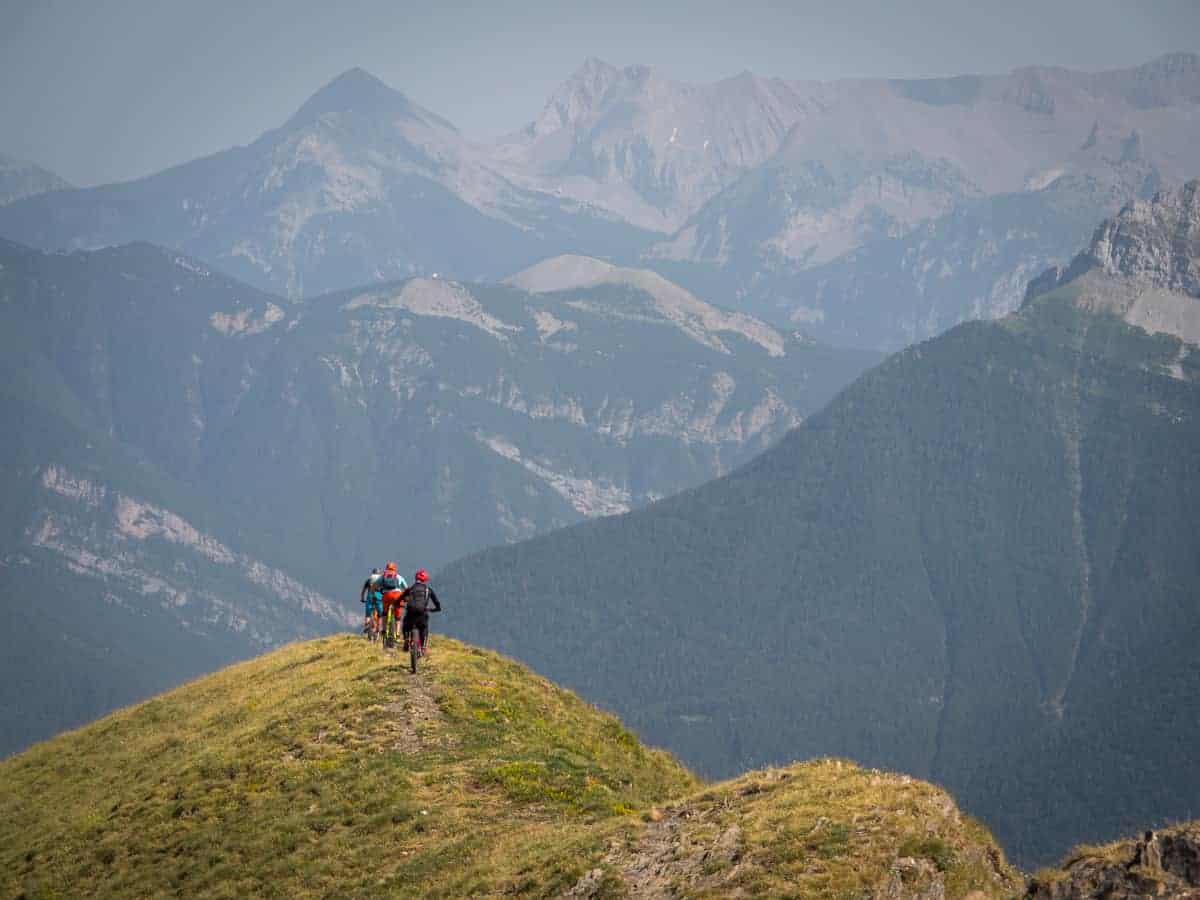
(360, 567, 383, 640)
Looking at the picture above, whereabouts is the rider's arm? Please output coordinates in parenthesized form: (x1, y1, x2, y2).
(428, 588, 442, 612)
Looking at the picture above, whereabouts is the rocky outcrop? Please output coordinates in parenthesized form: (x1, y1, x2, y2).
(1080, 180, 1200, 296)
(1027, 826, 1200, 899)
(561, 761, 1022, 899)
(1021, 181, 1200, 349)
(507, 254, 788, 356)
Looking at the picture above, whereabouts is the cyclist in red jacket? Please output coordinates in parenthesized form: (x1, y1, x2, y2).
(378, 562, 407, 647)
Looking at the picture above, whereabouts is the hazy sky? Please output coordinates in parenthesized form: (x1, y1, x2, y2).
(2, 0, 1197, 187)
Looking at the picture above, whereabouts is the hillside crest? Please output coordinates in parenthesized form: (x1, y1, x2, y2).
(1, 636, 1025, 899)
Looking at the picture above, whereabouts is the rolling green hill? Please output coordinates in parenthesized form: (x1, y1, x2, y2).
(0, 635, 1023, 899)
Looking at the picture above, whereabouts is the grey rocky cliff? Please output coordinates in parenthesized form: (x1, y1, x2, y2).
(1083, 179, 1200, 296)
(1029, 180, 1200, 303)
(1019, 181, 1200, 352)
(1027, 825, 1200, 899)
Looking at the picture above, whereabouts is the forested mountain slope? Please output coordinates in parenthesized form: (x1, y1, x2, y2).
(0, 240, 348, 756)
(0, 238, 875, 756)
(440, 183, 1200, 867)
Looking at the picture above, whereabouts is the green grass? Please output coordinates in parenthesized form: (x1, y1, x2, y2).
(613, 760, 1020, 898)
(0, 636, 692, 899)
(0, 636, 1024, 898)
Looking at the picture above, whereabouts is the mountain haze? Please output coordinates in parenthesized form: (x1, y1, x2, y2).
(1, 45, 1198, 892)
(0, 238, 875, 755)
(513, 52, 1200, 233)
(0, 239, 350, 755)
(0, 69, 653, 299)
(0, 152, 69, 206)
(1, 54, 1197, 350)
(441, 183, 1200, 866)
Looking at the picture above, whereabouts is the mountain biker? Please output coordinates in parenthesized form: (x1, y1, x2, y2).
(360, 567, 383, 639)
(400, 569, 441, 657)
(379, 562, 408, 647)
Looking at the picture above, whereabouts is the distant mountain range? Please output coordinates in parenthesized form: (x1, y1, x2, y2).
(2, 51, 1198, 863)
(0, 238, 875, 755)
(440, 182, 1200, 867)
(1, 54, 1197, 348)
(0, 152, 69, 206)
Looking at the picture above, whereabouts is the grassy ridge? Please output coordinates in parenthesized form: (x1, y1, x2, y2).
(1, 636, 692, 898)
(0, 636, 1020, 898)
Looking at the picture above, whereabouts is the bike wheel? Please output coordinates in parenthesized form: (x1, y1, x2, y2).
(409, 630, 421, 674)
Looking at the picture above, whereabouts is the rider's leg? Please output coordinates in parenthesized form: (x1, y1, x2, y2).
(411, 612, 428, 657)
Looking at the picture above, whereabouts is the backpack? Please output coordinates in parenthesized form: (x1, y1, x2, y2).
(405, 581, 432, 613)
(380, 571, 401, 592)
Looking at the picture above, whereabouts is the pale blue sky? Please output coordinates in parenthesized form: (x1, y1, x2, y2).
(2, 0, 1197, 186)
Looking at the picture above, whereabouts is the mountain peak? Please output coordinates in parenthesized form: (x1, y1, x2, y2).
(1022, 180, 1200, 349)
(576, 55, 619, 78)
(532, 57, 624, 133)
(1105, 51, 1200, 109)
(1138, 50, 1200, 75)
(1080, 179, 1200, 295)
(285, 67, 454, 131)
(0, 151, 71, 206)
(1027, 179, 1200, 303)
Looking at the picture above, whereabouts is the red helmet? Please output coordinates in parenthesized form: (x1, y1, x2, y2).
(385, 561, 397, 573)
(414, 569, 429, 583)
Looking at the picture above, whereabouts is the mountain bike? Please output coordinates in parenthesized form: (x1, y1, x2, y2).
(384, 605, 402, 650)
(408, 609, 438, 674)
(409, 624, 425, 673)
(362, 607, 380, 642)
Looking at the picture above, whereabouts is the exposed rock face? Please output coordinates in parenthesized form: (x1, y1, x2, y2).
(4, 53, 1199, 351)
(508, 254, 787, 356)
(1027, 826, 1200, 899)
(1023, 181, 1200, 350)
(1081, 179, 1200, 296)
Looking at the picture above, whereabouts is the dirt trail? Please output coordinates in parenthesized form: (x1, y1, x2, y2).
(381, 649, 449, 754)
(565, 796, 746, 898)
